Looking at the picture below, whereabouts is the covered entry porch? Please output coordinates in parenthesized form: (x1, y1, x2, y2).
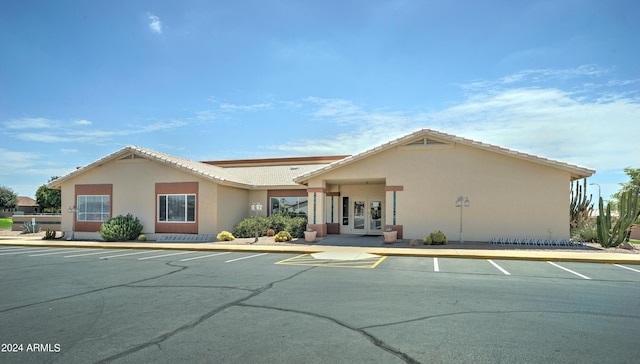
(306, 178, 404, 239)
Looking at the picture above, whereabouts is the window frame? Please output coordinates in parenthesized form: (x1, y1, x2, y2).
(76, 195, 111, 222)
(157, 193, 196, 223)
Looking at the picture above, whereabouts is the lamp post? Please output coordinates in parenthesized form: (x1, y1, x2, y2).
(455, 196, 470, 244)
(67, 205, 78, 241)
(251, 202, 263, 243)
(589, 183, 601, 202)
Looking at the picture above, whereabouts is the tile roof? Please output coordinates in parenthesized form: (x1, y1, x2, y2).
(295, 128, 595, 183)
(48, 146, 328, 189)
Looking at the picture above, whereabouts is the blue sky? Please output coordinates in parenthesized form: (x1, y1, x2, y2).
(1, 0, 638, 202)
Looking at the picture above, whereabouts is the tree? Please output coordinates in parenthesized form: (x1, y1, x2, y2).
(611, 167, 640, 223)
(0, 185, 18, 210)
(612, 167, 640, 202)
(35, 176, 62, 213)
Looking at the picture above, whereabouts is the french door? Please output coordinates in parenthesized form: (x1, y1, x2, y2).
(353, 200, 383, 234)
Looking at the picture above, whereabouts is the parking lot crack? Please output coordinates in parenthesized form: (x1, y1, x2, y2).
(235, 302, 421, 364)
(95, 266, 315, 363)
(0, 262, 188, 313)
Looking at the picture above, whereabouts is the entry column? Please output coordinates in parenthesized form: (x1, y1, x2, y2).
(384, 185, 403, 239)
(306, 187, 327, 237)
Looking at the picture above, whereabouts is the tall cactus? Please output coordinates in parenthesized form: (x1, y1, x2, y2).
(570, 178, 593, 229)
(596, 190, 640, 247)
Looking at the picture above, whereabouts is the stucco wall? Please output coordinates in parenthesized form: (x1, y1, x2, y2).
(308, 142, 571, 241)
(59, 157, 235, 236)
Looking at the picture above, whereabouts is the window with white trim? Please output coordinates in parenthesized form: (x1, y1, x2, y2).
(158, 194, 196, 222)
(77, 195, 110, 222)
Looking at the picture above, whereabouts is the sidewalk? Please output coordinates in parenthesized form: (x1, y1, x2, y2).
(1, 234, 639, 264)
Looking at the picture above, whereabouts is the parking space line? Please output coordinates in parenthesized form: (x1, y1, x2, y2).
(0, 248, 58, 256)
(137, 251, 195, 260)
(30, 249, 91, 256)
(613, 264, 640, 273)
(433, 257, 439, 272)
(180, 252, 231, 261)
(64, 249, 126, 258)
(547, 261, 591, 280)
(225, 253, 268, 263)
(487, 259, 511, 275)
(99, 250, 162, 259)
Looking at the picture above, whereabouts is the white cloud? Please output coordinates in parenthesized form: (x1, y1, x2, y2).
(3, 117, 53, 129)
(75, 119, 92, 125)
(60, 148, 78, 153)
(219, 102, 273, 112)
(270, 67, 639, 178)
(148, 14, 162, 34)
(0, 149, 40, 176)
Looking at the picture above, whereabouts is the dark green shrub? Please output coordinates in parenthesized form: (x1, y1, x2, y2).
(99, 213, 144, 242)
(285, 216, 307, 238)
(233, 214, 307, 238)
(233, 216, 270, 238)
(423, 235, 432, 245)
(42, 229, 57, 240)
(274, 231, 292, 242)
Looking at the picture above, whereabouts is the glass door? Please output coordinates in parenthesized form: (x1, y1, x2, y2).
(370, 201, 382, 232)
(353, 201, 365, 231)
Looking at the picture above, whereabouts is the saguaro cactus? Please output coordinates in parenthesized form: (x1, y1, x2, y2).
(596, 190, 640, 247)
(570, 178, 593, 229)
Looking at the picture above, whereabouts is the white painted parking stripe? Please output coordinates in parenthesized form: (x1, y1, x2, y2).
(180, 252, 231, 261)
(64, 249, 126, 258)
(30, 249, 91, 256)
(99, 250, 162, 259)
(225, 253, 268, 263)
(487, 259, 511, 275)
(613, 264, 640, 273)
(137, 251, 195, 260)
(433, 257, 440, 272)
(547, 261, 591, 280)
(0, 248, 58, 256)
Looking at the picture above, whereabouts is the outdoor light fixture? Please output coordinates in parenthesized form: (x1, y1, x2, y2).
(251, 202, 263, 243)
(67, 206, 78, 241)
(589, 183, 601, 202)
(455, 196, 470, 244)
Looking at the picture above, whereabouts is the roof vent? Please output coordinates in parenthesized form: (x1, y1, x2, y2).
(290, 166, 299, 170)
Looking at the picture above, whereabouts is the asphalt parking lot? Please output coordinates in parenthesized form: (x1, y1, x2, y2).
(1, 246, 639, 363)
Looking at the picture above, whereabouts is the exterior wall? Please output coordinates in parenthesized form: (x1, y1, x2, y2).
(11, 215, 61, 232)
(217, 185, 252, 233)
(307, 143, 571, 241)
(59, 157, 233, 238)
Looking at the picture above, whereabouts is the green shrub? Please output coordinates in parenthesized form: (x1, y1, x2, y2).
(233, 215, 270, 238)
(232, 214, 307, 238)
(286, 216, 307, 238)
(423, 235, 432, 245)
(42, 229, 57, 240)
(571, 222, 598, 243)
(99, 213, 144, 242)
(217, 231, 235, 241)
(428, 230, 448, 245)
(137, 234, 147, 241)
(22, 222, 41, 234)
(274, 230, 292, 242)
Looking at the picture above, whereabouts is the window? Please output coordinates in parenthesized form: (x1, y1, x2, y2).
(77, 195, 110, 222)
(270, 197, 308, 217)
(158, 194, 196, 222)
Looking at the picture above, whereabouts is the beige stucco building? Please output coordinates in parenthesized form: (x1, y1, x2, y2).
(48, 129, 594, 242)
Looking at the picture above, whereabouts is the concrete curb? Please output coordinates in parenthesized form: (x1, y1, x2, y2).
(1, 238, 639, 264)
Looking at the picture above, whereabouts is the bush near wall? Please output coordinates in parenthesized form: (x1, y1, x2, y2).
(233, 214, 307, 238)
(99, 213, 144, 242)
